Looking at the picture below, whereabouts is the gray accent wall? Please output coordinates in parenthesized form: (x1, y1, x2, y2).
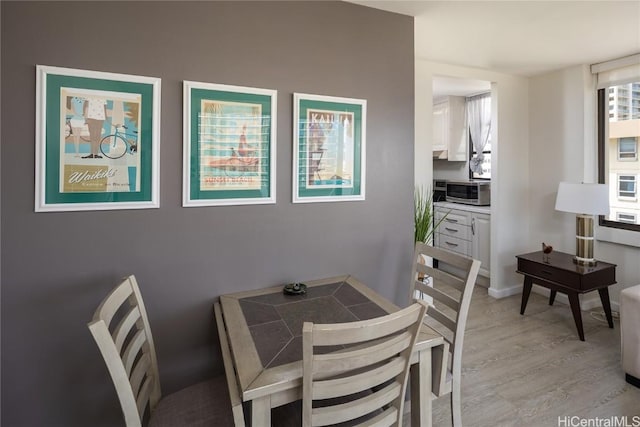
(1, 2, 414, 426)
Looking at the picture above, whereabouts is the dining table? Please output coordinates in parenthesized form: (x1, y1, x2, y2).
(219, 275, 445, 427)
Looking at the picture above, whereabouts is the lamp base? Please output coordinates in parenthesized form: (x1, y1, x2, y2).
(575, 214, 597, 267)
(573, 256, 597, 267)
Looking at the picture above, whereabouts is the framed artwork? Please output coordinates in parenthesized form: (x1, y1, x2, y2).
(183, 81, 277, 207)
(35, 65, 160, 212)
(293, 93, 366, 203)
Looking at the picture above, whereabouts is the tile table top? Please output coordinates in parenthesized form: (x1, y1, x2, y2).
(238, 280, 388, 368)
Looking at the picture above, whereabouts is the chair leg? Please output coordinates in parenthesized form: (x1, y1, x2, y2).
(451, 382, 462, 427)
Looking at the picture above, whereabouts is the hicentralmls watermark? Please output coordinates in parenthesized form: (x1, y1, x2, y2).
(558, 416, 640, 427)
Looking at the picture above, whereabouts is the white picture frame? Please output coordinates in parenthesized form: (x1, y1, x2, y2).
(35, 65, 161, 212)
(183, 81, 277, 207)
(293, 93, 366, 203)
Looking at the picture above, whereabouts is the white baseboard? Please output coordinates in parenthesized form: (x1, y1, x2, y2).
(488, 284, 522, 299)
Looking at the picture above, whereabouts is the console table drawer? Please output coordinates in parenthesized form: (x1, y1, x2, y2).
(517, 258, 580, 289)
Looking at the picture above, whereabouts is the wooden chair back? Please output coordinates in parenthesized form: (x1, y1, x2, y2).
(302, 301, 428, 427)
(88, 275, 161, 427)
(410, 243, 481, 397)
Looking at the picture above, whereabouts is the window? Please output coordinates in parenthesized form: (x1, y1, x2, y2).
(598, 85, 640, 231)
(467, 93, 491, 180)
(617, 212, 637, 224)
(469, 137, 491, 180)
(618, 137, 638, 160)
(597, 79, 640, 232)
(618, 175, 637, 198)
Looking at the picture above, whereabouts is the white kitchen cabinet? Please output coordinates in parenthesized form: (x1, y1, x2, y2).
(432, 96, 467, 161)
(471, 213, 491, 278)
(435, 209, 471, 256)
(432, 101, 448, 152)
(434, 204, 490, 278)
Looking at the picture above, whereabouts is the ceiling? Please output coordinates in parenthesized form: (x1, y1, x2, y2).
(348, 0, 640, 77)
(432, 75, 491, 98)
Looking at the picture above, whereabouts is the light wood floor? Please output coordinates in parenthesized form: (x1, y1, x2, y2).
(407, 287, 640, 426)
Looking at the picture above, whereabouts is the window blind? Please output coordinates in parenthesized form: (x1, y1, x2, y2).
(591, 53, 640, 89)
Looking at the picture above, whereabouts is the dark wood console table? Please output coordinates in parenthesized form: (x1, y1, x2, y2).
(516, 251, 616, 341)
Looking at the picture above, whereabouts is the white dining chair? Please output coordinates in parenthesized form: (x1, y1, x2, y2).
(88, 275, 245, 427)
(410, 243, 481, 427)
(301, 300, 428, 427)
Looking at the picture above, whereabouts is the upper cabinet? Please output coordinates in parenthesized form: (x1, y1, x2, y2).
(432, 96, 467, 161)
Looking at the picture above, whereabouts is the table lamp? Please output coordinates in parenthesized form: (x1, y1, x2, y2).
(555, 182, 609, 266)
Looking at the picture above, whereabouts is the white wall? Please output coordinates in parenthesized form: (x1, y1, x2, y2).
(529, 66, 587, 253)
(415, 59, 530, 298)
(415, 58, 432, 189)
(528, 65, 640, 307)
(433, 159, 468, 181)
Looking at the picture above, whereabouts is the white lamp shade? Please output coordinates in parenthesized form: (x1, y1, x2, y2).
(555, 182, 610, 215)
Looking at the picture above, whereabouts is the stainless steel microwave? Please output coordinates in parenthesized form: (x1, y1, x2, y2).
(446, 181, 491, 206)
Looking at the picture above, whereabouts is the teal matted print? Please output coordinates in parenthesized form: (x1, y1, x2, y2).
(293, 93, 366, 203)
(183, 81, 277, 207)
(35, 65, 160, 212)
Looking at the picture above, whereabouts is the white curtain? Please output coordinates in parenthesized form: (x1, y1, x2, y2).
(467, 94, 491, 174)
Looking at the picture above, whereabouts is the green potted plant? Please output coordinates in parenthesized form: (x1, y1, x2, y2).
(414, 186, 448, 283)
(414, 186, 445, 245)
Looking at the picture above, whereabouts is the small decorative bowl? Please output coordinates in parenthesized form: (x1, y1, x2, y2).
(283, 282, 307, 295)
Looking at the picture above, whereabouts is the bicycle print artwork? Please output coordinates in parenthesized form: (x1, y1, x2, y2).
(59, 88, 142, 194)
(99, 124, 138, 159)
(35, 65, 159, 212)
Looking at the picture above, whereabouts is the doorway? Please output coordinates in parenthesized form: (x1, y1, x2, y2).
(432, 75, 492, 182)
(430, 75, 494, 289)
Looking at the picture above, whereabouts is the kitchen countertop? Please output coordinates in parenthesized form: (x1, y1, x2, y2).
(434, 201, 491, 215)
